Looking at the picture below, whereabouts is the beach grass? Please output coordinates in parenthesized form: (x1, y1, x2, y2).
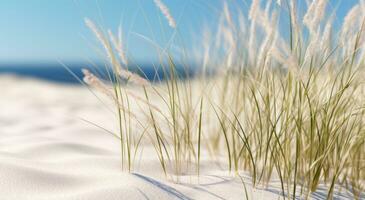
(82, 0, 365, 199)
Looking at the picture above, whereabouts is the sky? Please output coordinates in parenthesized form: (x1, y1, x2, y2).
(0, 0, 360, 64)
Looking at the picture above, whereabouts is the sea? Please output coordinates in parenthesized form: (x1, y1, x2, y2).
(0, 62, 196, 84)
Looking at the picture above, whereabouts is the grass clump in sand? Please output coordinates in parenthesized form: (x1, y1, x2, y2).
(82, 0, 365, 199)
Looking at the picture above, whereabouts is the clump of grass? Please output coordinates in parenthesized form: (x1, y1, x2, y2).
(83, 18, 151, 172)
(83, 0, 365, 198)
(202, 0, 365, 198)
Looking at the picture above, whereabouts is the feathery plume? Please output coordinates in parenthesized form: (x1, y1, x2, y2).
(85, 19, 148, 86)
(261, 0, 274, 34)
(82, 69, 156, 113)
(312, 0, 327, 28)
(257, 10, 278, 69)
(249, 0, 260, 20)
(340, 1, 365, 56)
(269, 47, 298, 70)
(215, 13, 225, 50)
(303, 0, 328, 35)
(118, 68, 150, 86)
(248, 21, 257, 66)
(341, 4, 361, 39)
(84, 18, 114, 62)
(223, 2, 233, 28)
(289, 1, 299, 46)
(82, 69, 114, 98)
(321, 16, 333, 53)
(221, 2, 236, 68)
(222, 26, 235, 67)
(154, 0, 176, 28)
(264, 0, 273, 19)
(302, 0, 328, 62)
(108, 29, 128, 66)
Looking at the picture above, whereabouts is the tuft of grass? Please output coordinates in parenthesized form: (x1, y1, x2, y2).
(82, 0, 365, 198)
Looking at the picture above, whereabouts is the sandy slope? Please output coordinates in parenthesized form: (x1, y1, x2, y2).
(0, 76, 354, 200)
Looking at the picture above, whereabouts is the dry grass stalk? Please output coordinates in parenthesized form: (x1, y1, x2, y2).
(154, 0, 176, 28)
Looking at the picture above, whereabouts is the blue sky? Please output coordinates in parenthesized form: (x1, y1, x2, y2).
(0, 0, 359, 64)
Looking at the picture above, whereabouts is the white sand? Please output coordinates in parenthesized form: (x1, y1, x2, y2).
(0, 76, 354, 200)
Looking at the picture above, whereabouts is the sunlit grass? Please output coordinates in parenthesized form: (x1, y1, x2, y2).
(82, 0, 365, 199)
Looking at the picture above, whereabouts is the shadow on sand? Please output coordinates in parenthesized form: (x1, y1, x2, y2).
(132, 173, 193, 200)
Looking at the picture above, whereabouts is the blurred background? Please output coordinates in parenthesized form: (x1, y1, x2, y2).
(0, 0, 359, 83)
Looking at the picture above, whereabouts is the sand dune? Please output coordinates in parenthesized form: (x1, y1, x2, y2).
(0, 76, 355, 200)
